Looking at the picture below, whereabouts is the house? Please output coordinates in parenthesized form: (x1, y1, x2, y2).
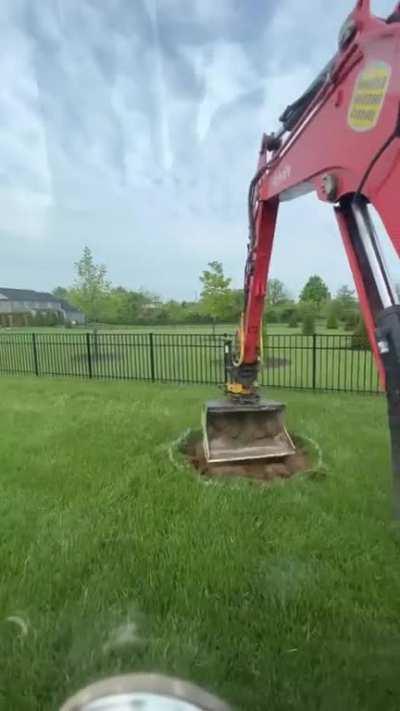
(58, 299, 86, 325)
(0, 288, 85, 325)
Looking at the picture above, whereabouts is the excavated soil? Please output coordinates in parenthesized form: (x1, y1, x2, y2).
(182, 432, 311, 482)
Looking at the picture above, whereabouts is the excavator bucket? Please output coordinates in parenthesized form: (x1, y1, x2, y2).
(202, 399, 295, 464)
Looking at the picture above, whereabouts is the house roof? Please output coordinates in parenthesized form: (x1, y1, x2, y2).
(59, 299, 82, 313)
(0, 288, 56, 302)
(0, 288, 83, 314)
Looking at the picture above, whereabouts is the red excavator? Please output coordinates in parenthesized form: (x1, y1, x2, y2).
(203, 0, 400, 516)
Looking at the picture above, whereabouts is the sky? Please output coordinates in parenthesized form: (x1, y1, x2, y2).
(1, 0, 399, 300)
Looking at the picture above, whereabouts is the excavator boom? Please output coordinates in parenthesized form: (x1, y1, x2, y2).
(203, 0, 400, 516)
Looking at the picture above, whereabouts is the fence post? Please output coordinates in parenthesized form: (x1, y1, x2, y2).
(223, 336, 232, 384)
(149, 332, 155, 381)
(86, 332, 92, 378)
(32, 333, 39, 376)
(312, 333, 317, 390)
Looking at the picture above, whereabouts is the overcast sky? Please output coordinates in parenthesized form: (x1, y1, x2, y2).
(1, 0, 399, 300)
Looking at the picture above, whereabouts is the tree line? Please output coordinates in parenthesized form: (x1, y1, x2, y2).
(52, 246, 377, 335)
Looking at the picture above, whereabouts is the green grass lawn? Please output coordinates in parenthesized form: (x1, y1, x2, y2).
(4, 321, 347, 335)
(0, 329, 380, 393)
(84, 322, 348, 336)
(261, 334, 380, 392)
(1, 376, 399, 710)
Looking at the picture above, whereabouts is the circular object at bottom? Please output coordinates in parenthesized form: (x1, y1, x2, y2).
(60, 674, 231, 711)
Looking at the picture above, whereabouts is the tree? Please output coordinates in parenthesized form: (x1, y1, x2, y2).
(344, 311, 359, 331)
(267, 279, 289, 306)
(302, 312, 316, 336)
(70, 246, 110, 322)
(351, 317, 370, 350)
(199, 261, 235, 322)
(288, 311, 299, 328)
(230, 289, 244, 322)
(264, 309, 279, 323)
(280, 303, 298, 324)
(334, 284, 356, 315)
(102, 287, 152, 324)
(52, 286, 69, 300)
(336, 285, 356, 305)
(326, 311, 338, 329)
(335, 284, 357, 314)
(300, 275, 330, 305)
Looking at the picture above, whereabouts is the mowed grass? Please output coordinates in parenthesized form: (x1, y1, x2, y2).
(261, 335, 380, 392)
(5, 321, 347, 335)
(0, 329, 380, 393)
(1, 377, 400, 710)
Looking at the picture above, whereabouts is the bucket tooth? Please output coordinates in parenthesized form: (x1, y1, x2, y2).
(202, 400, 295, 464)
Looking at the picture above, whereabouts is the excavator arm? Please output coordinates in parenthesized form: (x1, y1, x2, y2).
(228, 0, 400, 515)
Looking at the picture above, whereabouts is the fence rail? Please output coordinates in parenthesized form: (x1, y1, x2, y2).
(0, 331, 382, 394)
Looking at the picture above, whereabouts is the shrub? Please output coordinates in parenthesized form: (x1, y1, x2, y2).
(344, 312, 359, 331)
(280, 305, 297, 323)
(326, 312, 338, 330)
(32, 312, 43, 327)
(351, 318, 370, 350)
(264, 309, 279, 323)
(298, 300, 318, 318)
(4, 312, 38, 327)
(11, 312, 25, 327)
(288, 312, 299, 328)
(30, 311, 62, 327)
(46, 311, 62, 327)
(302, 313, 315, 336)
(24, 313, 35, 327)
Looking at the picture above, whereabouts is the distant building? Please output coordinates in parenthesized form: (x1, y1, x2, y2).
(0, 288, 85, 325)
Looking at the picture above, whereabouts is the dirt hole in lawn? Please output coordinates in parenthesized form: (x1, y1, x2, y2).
(181, 431, 311, 483)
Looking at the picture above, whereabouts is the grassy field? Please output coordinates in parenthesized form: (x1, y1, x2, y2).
(0, 328, 380, 393)
(1, 376, 400, 710)
(4, 321, 348, 335)
(262, 334, 380, 392)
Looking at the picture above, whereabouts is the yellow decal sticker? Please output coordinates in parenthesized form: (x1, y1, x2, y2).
(348, 61, 391, 132)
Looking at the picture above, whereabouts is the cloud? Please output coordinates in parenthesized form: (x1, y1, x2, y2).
(0, 0, 399, 298)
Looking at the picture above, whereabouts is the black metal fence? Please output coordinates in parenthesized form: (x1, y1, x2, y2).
(0, 331, 382, 394)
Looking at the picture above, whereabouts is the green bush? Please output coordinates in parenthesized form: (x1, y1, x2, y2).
(344, 312, 359, 331)
(288, 312, 299, 328)
(326, 312, 338, 330)
(1, 312, 36, 327)
(264, 309, 279, 323)
(302, 313, 316, 336)
(299, 300, 318, 318)
(29, 311, 63, 327)
(280, 305, 298, 324)
(12, 312, 25, 327)
(46, 311, 62, 327)
(351, 318, 370, 350)
(32, 312, 43, 327)
(24, 313, 34, 327)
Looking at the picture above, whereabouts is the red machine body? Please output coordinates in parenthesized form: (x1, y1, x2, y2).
(235, 0, 400, 514)
(242, 0, 399, 372)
